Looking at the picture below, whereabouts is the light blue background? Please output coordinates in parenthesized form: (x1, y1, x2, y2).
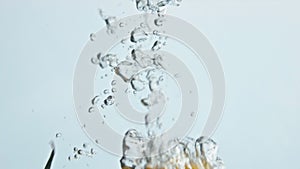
(0, 0, 299, 169)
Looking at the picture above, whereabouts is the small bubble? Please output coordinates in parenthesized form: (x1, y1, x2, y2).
(112, 88, 117, 93)
(91, 95, 100, 105)
(190, 112, 195, 117)
(154, 18, 165, 26)
(103, 89, 109, 94)
(88, 107, 95, 113)
(91, 57, 99, 64)
(74, 154, 78, 159)
(104, 95, 115, 105)
(159, 76, 164, 81)
(74, 147, 78, 152)
(106, 28, 115, 34)
(90, 148, 95, 154)
(89, 33, 96, 41)
(111, 80, 116, 85)
(140, 22, 146, 28)
(83, 143, 87, 148)
(141, 98, 150, 107)
(131, 77, 145, 91)
(78, 149, 84, 155)
(121, 39, 127, 44)
(119, 22, 125, 27)
(101, 104, 105, 109)
(68, 156, 71, 161)
(151, 40, 162, 51)
(95, 139, 99, 144)
(130, 27, 148, 43)
(55, 132, 62, 138)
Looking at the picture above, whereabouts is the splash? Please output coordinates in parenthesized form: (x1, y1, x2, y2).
(120, 133, 225, 169)
(86, 1, 226, 169)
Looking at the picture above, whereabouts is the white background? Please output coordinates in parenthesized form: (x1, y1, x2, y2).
(0, 0, 299, 169)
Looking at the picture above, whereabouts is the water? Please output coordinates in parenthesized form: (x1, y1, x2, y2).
(86, 1, 225, 168)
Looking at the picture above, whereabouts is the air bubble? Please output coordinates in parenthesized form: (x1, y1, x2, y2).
(103, 89, 110, 94)
(55, 132, 62, 138)
(90, 148, 96, 155)
(121, 39, 127, 44)
(91, 95, 100, 105)
(88, 107, 95, 113)
(83, 143, 87, 148)
(159, 75, 164, 81)
(104, 95, 115, 105)
(153, 30, 159, 35)
(91, 57, 99, 64)
(151, 40, 162, 51)
(130, 28, 148, 43)
(140, 22, 146, 28)
(131, 77, 145, 91)
(78, 150, 84, 155)
(154, 18, 165, 26)
(119, 22, 125, 27)
(101, 104, 105, 109)
(89, 33, 96, 41)
(111, 80, 116, 85)
(190, 112, 195, 117)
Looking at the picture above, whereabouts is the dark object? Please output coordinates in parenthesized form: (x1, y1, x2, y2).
(44, 141, 55, 169)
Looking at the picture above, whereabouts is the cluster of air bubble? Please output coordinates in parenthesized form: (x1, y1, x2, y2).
(87, 1, 225, 169)
(68, 143, 96, 161)
(89, 7, 169, 114)
(135, 0, 183, 16)
(120, 129, 225, 169)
